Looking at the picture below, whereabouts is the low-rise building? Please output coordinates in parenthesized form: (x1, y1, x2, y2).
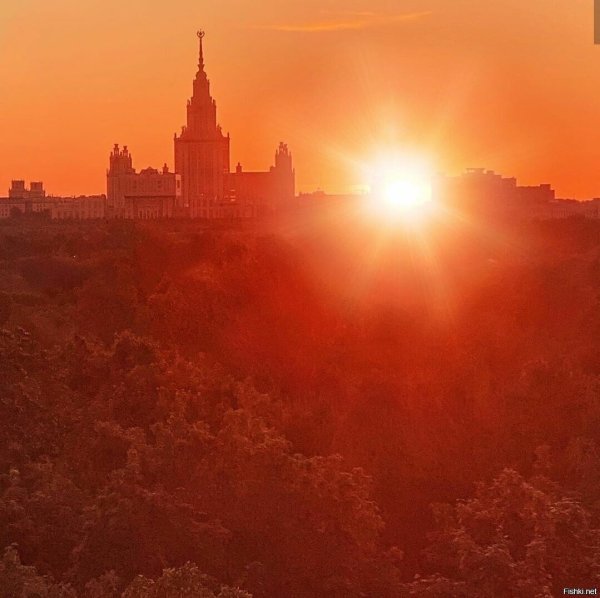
(107, 145, 181, 219)
(50, 196, 106, 219)
(8, 180, 46, 200)
(537, 199, 600, 220)
(439, 169, 557, 218)
(1, 181, 106, 220)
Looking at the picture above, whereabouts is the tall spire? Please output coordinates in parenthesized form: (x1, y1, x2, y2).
(197, 30, 205, 73)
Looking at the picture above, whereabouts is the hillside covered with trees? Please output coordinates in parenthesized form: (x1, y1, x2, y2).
(1, 213, 600, 596)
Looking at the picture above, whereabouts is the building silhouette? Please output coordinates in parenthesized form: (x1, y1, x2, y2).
(106, 144, 181, 219)
(1, 180, 105, 219)
(5, 31, 600, 222)
(174, 31, 295, 218)
(225, 142, 296, 215)
(441, 168, 555, 216)
(174, 30, 231, 217)
(9, 180, 46, 200)
(2, 30, 296, 221)
(103, 31, 295, 220)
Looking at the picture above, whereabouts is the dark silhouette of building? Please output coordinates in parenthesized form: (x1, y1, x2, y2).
(441, 168, 556, 216)
(174, 30, 231, 218)
(436, 168, 600, 219)
(100, 30, 294, 220)
(225, 143, 296, 215)
(174, 31, 295, 218)
(9, 180, 46, 200)
(1, 180, 105, 219)
(106, 144, 181, 219)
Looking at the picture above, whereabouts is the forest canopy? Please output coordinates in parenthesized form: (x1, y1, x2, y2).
(1, 215, 599, 596)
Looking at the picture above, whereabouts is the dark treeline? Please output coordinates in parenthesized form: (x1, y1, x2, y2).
(1, 212, 600, 596)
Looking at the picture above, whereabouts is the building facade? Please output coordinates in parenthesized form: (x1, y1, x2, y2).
(225, 143, 296, 215)
(1, 181, 106, 219)
(9, 180, 46, 200)
(174, 31, 231, 218)
(441, 169, 556, 216)
(174, 31, 295, 218)
(50, 196, 106, 220)
(5, 32, 296, 221)
(106, 144, 181, 219)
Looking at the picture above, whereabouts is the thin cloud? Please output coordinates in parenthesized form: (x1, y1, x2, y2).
(320, 10, 383, 18)
(252, 11, 432, 34)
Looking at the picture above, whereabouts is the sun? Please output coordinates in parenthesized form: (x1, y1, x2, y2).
(382, 178, 432, 212)
(363, 153, 435, 224)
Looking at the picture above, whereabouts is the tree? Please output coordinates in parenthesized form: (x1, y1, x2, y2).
(412, 469, 600, 597)
(71, 469, 230, 587)
(122, 563, 251, 598)
(0, 545, 76, 598)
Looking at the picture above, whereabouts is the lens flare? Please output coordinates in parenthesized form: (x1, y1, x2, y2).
(363, 153, 435, 225)
(382, 179, 432, 211)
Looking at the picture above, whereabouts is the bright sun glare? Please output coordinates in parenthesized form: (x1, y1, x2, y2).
(364, 154, 435, 224)
(382, 179, 432, 211)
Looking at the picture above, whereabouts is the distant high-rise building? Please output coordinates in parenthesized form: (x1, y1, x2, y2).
(174, 30, 230, 218)
(174, 31, 295, 218)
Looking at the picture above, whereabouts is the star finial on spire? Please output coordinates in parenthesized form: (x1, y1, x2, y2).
(197, 30, 205, 71)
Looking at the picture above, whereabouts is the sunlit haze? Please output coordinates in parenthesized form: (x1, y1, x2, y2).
(1, 0, 599, 198)
(364, 152, 435, 225)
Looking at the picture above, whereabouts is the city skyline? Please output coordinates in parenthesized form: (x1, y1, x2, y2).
(1, 1, 600, 199)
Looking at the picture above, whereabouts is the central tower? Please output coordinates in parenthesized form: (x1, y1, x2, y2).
(174, 31, 230, 216)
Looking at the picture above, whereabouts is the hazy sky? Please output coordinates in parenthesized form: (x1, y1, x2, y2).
(0, 0, 598, 198)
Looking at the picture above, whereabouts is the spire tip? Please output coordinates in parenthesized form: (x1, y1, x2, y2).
(197, 30, 205, 71)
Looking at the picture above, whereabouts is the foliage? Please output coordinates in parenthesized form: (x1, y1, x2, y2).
(122, 563, 251, 598)
(0, 218, 600, 595)
(0, 545, 76, 597)
(412, 469, 600, 596)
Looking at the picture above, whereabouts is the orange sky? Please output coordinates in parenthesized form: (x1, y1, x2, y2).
(1, 0, 599, 198)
